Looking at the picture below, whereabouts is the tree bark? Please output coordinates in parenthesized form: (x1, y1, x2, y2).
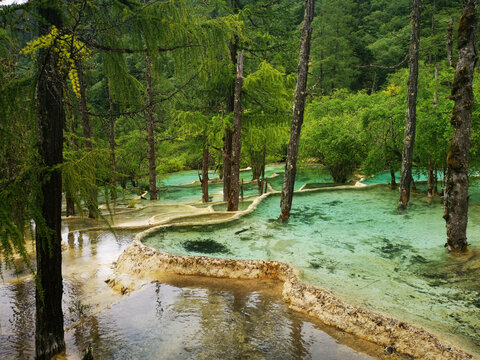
(227, 51, 244, 211)
(280, 0, 315, 220)
(145, 53, 158, 200)
(444, 0, 478, 252)
(35, 5, 65, 359)
(223, 40, 237, 202)
(201, 146, 209, 203)
(398, 0, 422, 210)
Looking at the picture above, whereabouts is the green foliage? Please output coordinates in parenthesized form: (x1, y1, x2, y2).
(302, 90, 366, 183)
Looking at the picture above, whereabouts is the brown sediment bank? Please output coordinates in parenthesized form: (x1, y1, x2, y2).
(107, 240, 476, 360)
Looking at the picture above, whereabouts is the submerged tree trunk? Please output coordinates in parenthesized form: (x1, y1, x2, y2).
(398, 0, 422, 210)
(66, 195, 75, 217)
(227, 51, 244, 211)
(258, 143, 267, 195)
(35, 5, 65, 359)
(145, 53, 158, 200)
(280, 0, 315, 220)
(77, 60, 97, 218)
(444, 0, 477, 252)
(201, 146, 209, 203)
(428, 154, 435, 197)
(223, 128, 233, 202)
(390, 167, 397, 189)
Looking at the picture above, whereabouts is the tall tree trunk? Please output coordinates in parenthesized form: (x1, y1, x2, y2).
(145, 53, 158, 200)
(227, 51, 244, 211)
(201, 146, 209, 203)
(77, 60, 97, 218)
(223, 40, 237, 202)
(280, 0, 315, 220)
(223, 128, 233, 202)
(398, 0, 422, 210)
(35, 5, 65, 359)
(108, 84, 117, 201)
(444, 0, 477, 252)
(108, 83, 116, 186)
(66, 103, 76, 216)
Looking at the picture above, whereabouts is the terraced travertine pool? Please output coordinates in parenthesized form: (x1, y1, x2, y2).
(143, 185, 480, 356)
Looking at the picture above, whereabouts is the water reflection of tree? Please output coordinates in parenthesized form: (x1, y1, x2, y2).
(173, 283, 308, 358)
(9, 281, 35, 359)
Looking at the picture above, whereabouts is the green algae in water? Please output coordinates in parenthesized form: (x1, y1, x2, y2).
(183, 238, 230, 254)
(143, 186, 480, 356)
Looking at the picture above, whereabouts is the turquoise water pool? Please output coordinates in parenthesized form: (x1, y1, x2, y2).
(143, 186, 480, 356)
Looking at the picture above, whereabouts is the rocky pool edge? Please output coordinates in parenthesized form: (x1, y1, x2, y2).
(106, 239, 476, 360)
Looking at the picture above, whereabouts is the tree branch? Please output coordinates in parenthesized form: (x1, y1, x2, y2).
(84, 39, 226, 54)
(262, 0, 279, 8)
(357, 52, 409, 69)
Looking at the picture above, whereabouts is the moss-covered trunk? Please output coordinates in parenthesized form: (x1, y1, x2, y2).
(280, 0, 315, 220)
(34, 4, 65, 358)
(444, 0, 478, 251)
(398, 0, 421, 210)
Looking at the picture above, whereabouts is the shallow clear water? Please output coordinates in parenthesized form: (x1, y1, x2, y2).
(143, 186, 480, 356)
(0, 273, 397, 360)
(155, 165, 333, 203)
(1, 218, 402, 359)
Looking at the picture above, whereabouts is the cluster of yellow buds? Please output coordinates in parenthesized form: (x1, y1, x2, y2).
(21, 25, 91, 98)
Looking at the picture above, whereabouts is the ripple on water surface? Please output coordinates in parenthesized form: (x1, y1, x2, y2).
(143, 186, 480, 356)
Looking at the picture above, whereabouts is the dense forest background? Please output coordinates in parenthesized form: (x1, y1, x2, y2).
(1, 0, 475, 205)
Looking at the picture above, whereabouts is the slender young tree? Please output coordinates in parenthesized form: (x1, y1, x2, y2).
(76, 59, 98, 217)
(201, 146, 209, 203)
(223, 42, 237, 202)
(444, 0, 478, 251)
(145, 53, 158, 200)
(108, 82, 116, 190)
(398, 0, 422, 210)
(227, 50, 244, 211)
(34, 4, 66, 358)
(280, 0, 315, 220)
